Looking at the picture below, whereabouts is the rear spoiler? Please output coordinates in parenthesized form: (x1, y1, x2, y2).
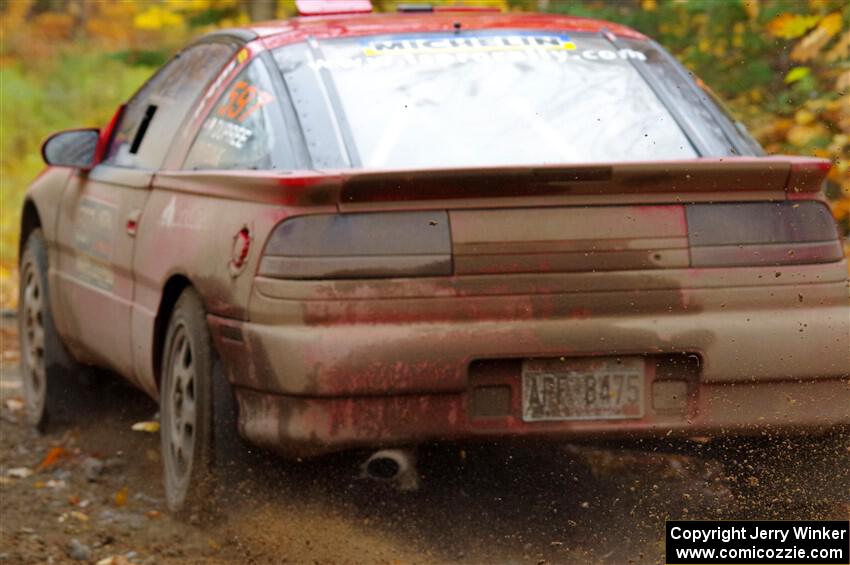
(337, 156, 830, 204)
(155, 156, 832, 207)
(275, 156, 830, 204)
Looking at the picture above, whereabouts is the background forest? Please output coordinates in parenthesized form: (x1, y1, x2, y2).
(1, 0, 848, 309)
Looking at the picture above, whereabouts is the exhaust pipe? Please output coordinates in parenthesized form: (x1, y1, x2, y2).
(361, 449, 419, 491)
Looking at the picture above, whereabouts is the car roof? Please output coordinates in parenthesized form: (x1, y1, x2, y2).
(236, 11, 647, 46)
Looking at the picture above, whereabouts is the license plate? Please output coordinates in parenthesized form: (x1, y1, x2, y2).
(522, 357, 645, 422)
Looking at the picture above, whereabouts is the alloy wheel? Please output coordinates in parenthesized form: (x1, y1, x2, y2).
(20, 258, 46, 424)
(165, 324, 198, 492)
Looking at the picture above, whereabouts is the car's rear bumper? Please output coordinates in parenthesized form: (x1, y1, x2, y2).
(233, 378, 850, 457)
(210, 262, 850, 457)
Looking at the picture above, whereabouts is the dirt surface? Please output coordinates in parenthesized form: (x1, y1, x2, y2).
(0, 316, 846, 565)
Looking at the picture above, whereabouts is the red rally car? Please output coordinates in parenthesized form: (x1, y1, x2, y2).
(18, 1, 850, 512)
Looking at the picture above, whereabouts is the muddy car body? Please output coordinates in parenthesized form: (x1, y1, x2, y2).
(18, 4, 850, 511)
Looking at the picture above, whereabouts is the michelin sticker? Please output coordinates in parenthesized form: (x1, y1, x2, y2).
(310, 33, 645, 71)
(362, 33, 577, 55)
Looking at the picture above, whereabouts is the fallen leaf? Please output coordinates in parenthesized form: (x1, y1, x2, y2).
(826, 30, 850, 62)
(835, 71, 850, 93)
(146, 510, 161, 519)
(767, 13, 820, 39)
(70, 511, 89, 522)
(7, 467, 33, 479)
(791, 26, 833, 62)
(819, 12, 843, 37)
(37, 447, 68, 471)
(131, 421, 160, 433)
(4, 397, 24, 412)
(794, 108, 816, 125)
(787, 123, 829, 147)
(784, 66, 810, 84)
(114, 486, 129, 507)
(96, 557, 131, 565)
(2, 350, 21, 362)
(743, 0, 758, 20)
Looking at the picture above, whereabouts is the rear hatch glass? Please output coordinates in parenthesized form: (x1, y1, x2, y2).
(273, 31, 754, 169)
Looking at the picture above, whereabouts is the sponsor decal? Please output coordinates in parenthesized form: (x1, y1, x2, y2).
(217, 80, 275, 123)
(200, 116, 252, 150)
(72, 197, 116, 291)
(310, 44, 645, 71)
(362, 33, 577, 56)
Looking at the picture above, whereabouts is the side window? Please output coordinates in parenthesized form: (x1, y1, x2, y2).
(104, 42, 236, 169)
(183, 59, 294, 171)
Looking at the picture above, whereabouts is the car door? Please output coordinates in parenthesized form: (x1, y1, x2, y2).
(54, 41, 237, 382)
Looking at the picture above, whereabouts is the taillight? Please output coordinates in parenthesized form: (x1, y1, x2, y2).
(259, 211, 451, 279)
(686, 201, 842, 267)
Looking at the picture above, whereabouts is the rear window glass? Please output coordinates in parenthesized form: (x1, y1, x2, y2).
(274, 32, 701, 169)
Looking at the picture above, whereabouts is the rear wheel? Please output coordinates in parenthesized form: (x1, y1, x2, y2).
(18, 229, 88, 431)
(160, 288, 252, 516)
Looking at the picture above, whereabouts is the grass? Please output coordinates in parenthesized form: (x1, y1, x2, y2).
(0, 45, 160, 310)
(0, 46, 158, 262)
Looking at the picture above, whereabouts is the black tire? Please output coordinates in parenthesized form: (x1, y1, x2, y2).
(718, 432, 850, 513)
(18, 229, 89, 431)
(159, 288, 252, 515)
